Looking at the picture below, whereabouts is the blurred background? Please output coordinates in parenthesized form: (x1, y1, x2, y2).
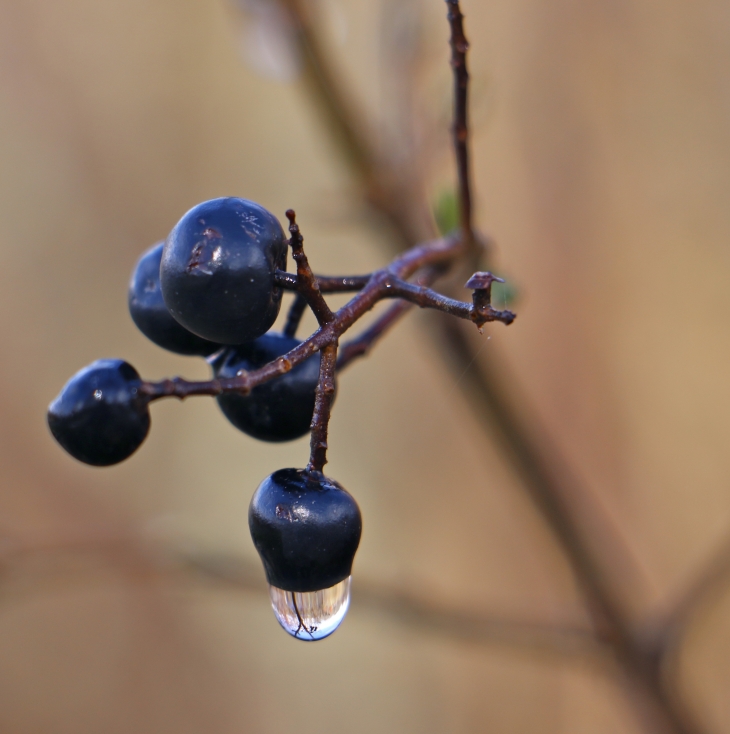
(0, 0, 729, 732)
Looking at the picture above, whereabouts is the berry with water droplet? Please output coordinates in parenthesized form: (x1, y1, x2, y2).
(128, 243, 219, 356)
(47, 359, 150, 466)
(160, 197, 288, 344)
(249, 468, 362, 640)
(212, 333, 322, 442)
(268, 577, 352, 641)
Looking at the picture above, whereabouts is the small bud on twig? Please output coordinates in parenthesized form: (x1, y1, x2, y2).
(465, 272, 512, 328)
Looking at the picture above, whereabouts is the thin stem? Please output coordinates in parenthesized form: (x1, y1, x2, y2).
(307, 343, 338, 473)
(337, 266, 448, 370)
(385, 276, 515, 327)
(286, 210, 334, 326)
(647, 532, 730, 658)
(445, 0, 473, 242)
(274, 270, 371, 293)
(283, 293, 308, 338)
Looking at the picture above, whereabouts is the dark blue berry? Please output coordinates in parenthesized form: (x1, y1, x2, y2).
(47, 359, 150, 466)
(212, 333, 323, 442)
(249, 469, 362, 592)
(160, 197, 287, 344)
(128, 243, 219, 356)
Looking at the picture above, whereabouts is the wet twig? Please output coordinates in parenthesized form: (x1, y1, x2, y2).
(307, 343, 338, 473)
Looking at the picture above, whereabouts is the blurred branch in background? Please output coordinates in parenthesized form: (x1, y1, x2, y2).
(645, 532, 730, 663)
(178, 550, 605, 663)
(0, 539, 604, 665)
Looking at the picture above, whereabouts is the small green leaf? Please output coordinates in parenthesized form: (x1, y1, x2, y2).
(433, 189, 459, 235)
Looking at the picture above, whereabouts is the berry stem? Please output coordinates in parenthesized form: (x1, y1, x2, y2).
(274, 270, 371, 293)
(285, 210, 334, 326)
(446, 0, 473, 246)
(383, 274, 514, 328)
(307, 342, 338, 474)
(337, 264, 447, 371)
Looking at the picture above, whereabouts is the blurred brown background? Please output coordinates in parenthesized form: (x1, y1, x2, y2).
(0, 0, 729, 732)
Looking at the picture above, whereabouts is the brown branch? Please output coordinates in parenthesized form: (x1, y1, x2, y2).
(446, 0, 473, 243)
(285, 210, 334, 326)
(385, 275, 515, 327)
(337, 265, 446, 371)
(645, 533, 730, 660)
(138, 238, 511, 403)
(274, 270, 371, 293)
(307, 343, 338, 473)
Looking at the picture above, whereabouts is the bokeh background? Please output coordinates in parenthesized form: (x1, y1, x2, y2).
(0, 0, 729, 732)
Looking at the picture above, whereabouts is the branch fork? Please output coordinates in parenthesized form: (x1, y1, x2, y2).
(140, 225, 515, 475)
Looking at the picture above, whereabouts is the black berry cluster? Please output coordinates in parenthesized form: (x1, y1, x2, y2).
(50, 197, 323, 460)
(44, 0, 519, 642)
(46, 194, 515, 641)
(48, 196, 370, 639)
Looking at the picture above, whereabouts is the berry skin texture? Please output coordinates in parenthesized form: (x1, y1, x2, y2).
(128, 243, 219, 356)
(47, 359, 150, 466)
(160, 197, 288, 345)
(213, 333, 322, 442)
(249, 469, 362, 592)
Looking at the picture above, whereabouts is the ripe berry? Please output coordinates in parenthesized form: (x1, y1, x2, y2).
(128, 243, 219, 356)
(212, 333, 322, 442)
(47, 359, 150, 466)
(249, 468, 362, 640)
(160, 197, 287, 344)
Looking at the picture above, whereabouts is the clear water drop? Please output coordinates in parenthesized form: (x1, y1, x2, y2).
(268, 576, 351, 641)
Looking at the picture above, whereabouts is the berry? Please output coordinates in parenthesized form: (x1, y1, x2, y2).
(212, 333, 322, 442)
(250, 468, 362, 592)
(47, 359, 150, 466)
(128, 243, 219, 356)
(160, 197, 287, 344)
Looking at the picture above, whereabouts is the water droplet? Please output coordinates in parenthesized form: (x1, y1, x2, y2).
(268, 576, 351, 641)
(93, 389, 103, 400)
